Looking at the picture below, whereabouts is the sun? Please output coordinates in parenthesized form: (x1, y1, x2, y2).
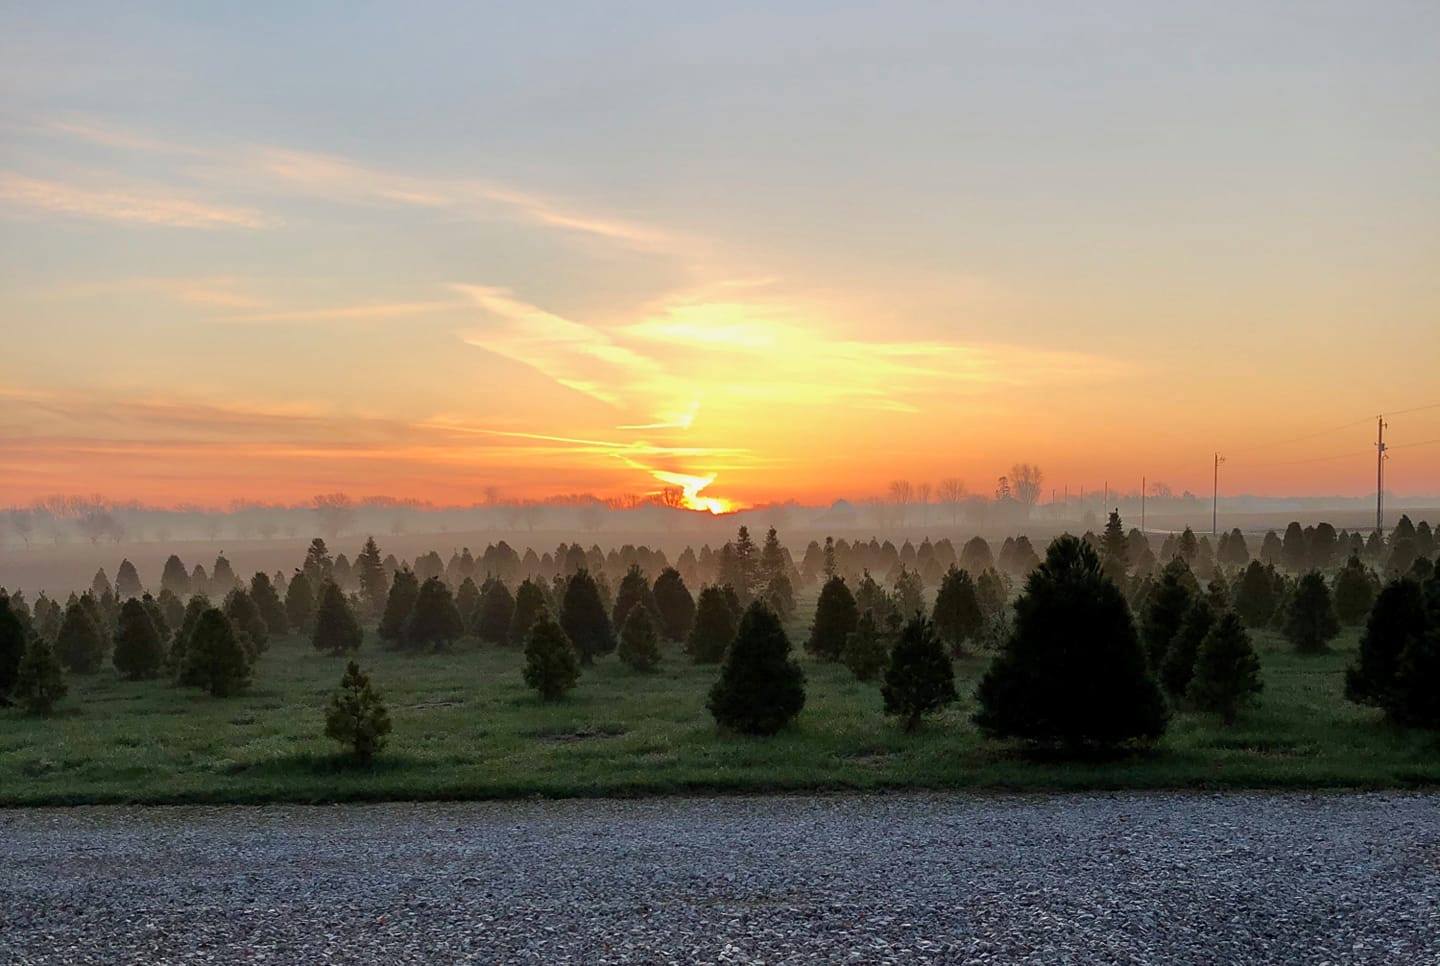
(650, 470, 738, 514)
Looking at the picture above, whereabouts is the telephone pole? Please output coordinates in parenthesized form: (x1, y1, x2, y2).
(1141, 476, 1146, 533)
(1212, 453, 1225, 536)
(1375, 415, 1388, 534)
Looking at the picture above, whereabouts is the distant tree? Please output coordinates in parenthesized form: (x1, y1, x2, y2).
(313, 582, 363, 656)
(842, 609, 889, 682)
(161, 554, 190, 597)
(115, 558, 143, 598)
(560, 569, 615, 664)
(522, 616, 580, 700)
(156, 588, 185, 636)
(652, 568, 696, 641)
(355, 536, 390, 617)
(707, 601, 806, 735)
(960, 537, 994, 574)
(113, 597, 165, 680)
(223, 588, 269, 657)
(211, 554, 238, 595)
(1100, 510, 1129, 580)
(763, 573, 797, 622)
(140, 593, 169, 644)
(0, 593, 27, 701)
(1284, 571, 1340, 653)
(881, 616, 957, 732)
(974, 536, 1167, 748)
(406, 577, 465, 651)
(1308, 523, 1339, 571)
(1333, 555, 1377, 625)
(1141, 558, 1194, 671)
(475, 580, 516, 644)
(1177, 527, 1199, 565)
(931, 566, 983, 656)
(379, 568, 420, 646)
(249, 572, 288, 636)
(688, 585, 738, 664)
(1233, 561, 1279, 628)
(190, 564, 210, 598)
(1386, 538, 1419, 577)
(892, 567, 925, 619)
(1281, 522, 1308, 572)
(284, 572, 315, 631)
(853, 571, 896, 627)
(1188, 612, 1263, 725)
(168, 594, 211, 682)
(55, 600, 105, 674)
(183, 608, 252, 696)
(324, 661, 391, 763)
(302, 537, 334, 588)
(618, 606, 662, 672)
(612, 564, 657, 633)
(13, 636, 66, 715)
(975, 568, 1009, 621)
(456, 577, 482, 631)
(806, 576, 859, 662)
(508, 578, 549, 646)
(1259, 531, 1283, 567)
(1160, 597, 1215, 699)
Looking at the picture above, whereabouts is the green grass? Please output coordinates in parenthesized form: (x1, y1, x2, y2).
(3, 605, 1437, 805)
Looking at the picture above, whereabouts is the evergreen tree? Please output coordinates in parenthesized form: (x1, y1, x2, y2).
(653, 568, 696, 640)
(223, 588, 269, 656)
(324, 661, 391, 762)
(249, 572, 288, 636)
(975, 568, 1009, 621)
(141, 593, 170, 644)
(156, 588, 185, 636)
(406, 576, 465, 650)
(612, 564, 657, 632)
(1345, 577, 1426, 715)
(960, 536, 994, 573)
(854, 571, 897, 627)
(618, 606, 662, 671)
(1100, 510, 1129, 579)
(303, 538, 334, 588)
(842, 609, 889, 682)
(688, 585, 738, 663)
(284, 571, 315, 631)
(168, 594, 212, 682)
(55, 600, 105, 674)
(113, 597, 165, 680)
(379, 568, 420, 646)
(1333, 555, 1377, 625)
(508, 578, 549, 646)
(892, 567, 925, 619)
(1283, 571, 1340, 653)
(763, 573, 797, 621)
(881, 616, 957, 731)
(1281, 522, 1308, 572)
(313, 581, 363, 655)
(1188, 612, 1263, 725)
(560, 569, 614, 664)
(1233, 561, 1279, 628)
(707, 601, 806, 735)
(806, 575, 859, 661)
(1259, 530, 1284, 566)
(161, 554, 190, 597)
(475, 579, 516, 644)
(1140, 558, 1195, 670)
(455, 577, 482, 631)
(183, 608, 252, 696)
(190, 564, 210, 598)
(0, 593, 26, 701)
(355, 536, 390, 617)
(14, 636, 66, 715)
(115, 558, 143, 598)
(974, 536, 1167, 748)
(1160, 597, 1215, 699)
(522, 616, 580, 700)
(931, 566, 983, 656)
(211, 554, 238, 595)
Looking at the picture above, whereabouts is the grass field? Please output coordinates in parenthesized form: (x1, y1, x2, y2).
(3, 593, 1438, 805)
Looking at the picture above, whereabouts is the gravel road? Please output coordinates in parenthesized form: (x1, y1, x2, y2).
(2, 792, 1436, 964)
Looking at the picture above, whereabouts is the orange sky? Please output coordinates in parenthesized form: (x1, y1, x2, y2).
(2, 5, 1438, 510)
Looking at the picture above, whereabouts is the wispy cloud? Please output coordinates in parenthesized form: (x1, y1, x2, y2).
(0, 171, 268, 229)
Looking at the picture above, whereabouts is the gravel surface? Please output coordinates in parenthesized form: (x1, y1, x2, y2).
(2, 792, 1437, 964)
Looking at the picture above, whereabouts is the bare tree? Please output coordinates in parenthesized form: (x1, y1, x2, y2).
(9, 509, 34, 547)
(936, 478, 966, 524)
(914, 481, 932, 526)
(888, 479, 914, 527)
(313, 493, 357, 540)
(1010, 463, 1044, 512)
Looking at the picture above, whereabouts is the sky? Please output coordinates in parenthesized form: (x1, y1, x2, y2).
(2, 2, 1438, 512)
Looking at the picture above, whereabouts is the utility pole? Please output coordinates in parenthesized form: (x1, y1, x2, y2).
(1375, 415, 1388, 534)
(1212, 453, 1225, 536)
(1141, 476, 1146, 533)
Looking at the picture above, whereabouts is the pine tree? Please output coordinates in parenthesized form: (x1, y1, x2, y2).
(931, 566, 983, 656)
(379, 568, 420, 646)
(55, 600, 105, 674)
(508, 578, 549, 646)
(211, 554, 238, 595)
(1160, 597, 1215, 699)
(881, 616, 957, 731)
(455, 577, 482, 632)
(113, 597, 165, 680)
(223, 588, 269, 657)
(763, 573, 797, 621)
(161, 554, 190, 597)
(688, 585, 738, 663)
(303, 538, 334, 588)
(355, 536, 390, 617)
(475, 579, 516, 644)
(324, 661, 392, 762)
(842, 609, 889, 682)
(14, 636, 66, 715)
(806, 575, 859, 661)
(612, 564, 657, 633)
(618, 606, 662, 671)
(115, 558, 143, 598)
(854, 571, 896, 627)
(156, 588, 185, 636)
(0, 593, 26, 701)
(1233, 560, 1278, 628)
(1140, 558, 1194, 670)
(974, 536, 1167, 748)
(141, 593, 170, 643)
(1188, 612, 1263, 724)
(1281, 522, 1308, 572)
(168, 594, 211, 682)
(1284, 571, 1340, 653)
(560, 569, 614, 664)
(1345, 577, 1426, 715)
(249, 572, 289, 636)
(653, 568, 696, 641)
(406, 577, 465, 650)
(1333, 555, 1377, 625)
(284, 571, 315, 631)
(707, 601, 806, 735)
(1100, 510, 1129, 580)
(313, 581, 363, 655)
(892, 567, 925, 619)
(523, 616, 580, 700)
(183, 608, 252, 696)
